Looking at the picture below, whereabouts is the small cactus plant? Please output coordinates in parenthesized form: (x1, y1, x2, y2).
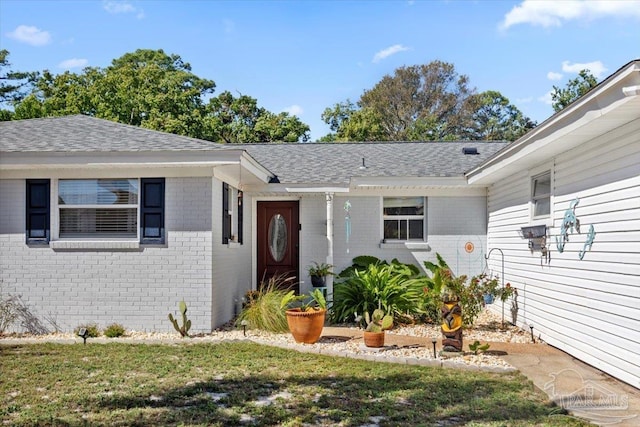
(469, 340, 490, 355)
(364, 309, 393, 333)
(168, 300, 191, 337)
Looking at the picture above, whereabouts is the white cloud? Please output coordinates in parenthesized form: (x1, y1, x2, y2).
(538, 91, 554, 105)
(283, 105, 304, 116)
(547, 71, 563, 80)
(561, 60, 607, 78)
(58, 58, 89, 69)
(372, 44, 410, 63)
(103, 1, 144, 19)
(500, 0, 640, 30)
(7, 25, 51, 46)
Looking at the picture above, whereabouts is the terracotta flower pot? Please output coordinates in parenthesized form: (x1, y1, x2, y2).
(363, 331, 385, 348)
(285, 308, 326, 344)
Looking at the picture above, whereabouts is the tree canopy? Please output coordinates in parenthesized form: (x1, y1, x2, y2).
(550, 69, 598, 112)
(322, 60, 535, 142)
(0, 50, 39, 120)
(3, 49, 310, 143)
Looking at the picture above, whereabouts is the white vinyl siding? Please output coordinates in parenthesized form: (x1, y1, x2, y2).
(486, 119, 640, 388)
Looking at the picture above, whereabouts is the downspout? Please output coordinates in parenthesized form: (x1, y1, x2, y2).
(326, 192, 334, 299)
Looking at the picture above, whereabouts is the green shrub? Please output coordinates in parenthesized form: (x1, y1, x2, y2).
(103, 323, 126, 338)
(330, 257, 426, 324)
(74, 323, 100, 338)
(422, 253, 516, 327)
(236, 274, 295, 333)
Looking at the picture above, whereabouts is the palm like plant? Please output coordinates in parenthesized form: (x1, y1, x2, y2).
(331, 261, 425, 324)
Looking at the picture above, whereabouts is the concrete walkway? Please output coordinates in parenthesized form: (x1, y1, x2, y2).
(500, 344, 640, 426)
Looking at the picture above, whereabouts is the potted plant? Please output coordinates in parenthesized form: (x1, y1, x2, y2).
(308, 262, 333, 287)
(284, 288, 327, 344)
(363, 308, 393, 348)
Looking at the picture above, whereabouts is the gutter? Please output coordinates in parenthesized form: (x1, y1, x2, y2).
(465, 59, 640, 183)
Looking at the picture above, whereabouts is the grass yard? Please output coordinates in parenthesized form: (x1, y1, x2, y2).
(1, 341, 589, 426)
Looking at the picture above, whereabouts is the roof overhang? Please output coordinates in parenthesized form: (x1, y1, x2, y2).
(351, 176, 472, 188)
(466, 60, 640, 185)
(0, 149, 275, 187)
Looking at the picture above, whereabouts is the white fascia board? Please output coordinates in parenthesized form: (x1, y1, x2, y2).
(0, 149, 275, 184)
(351, 176, 470, 188)
(0, 150, 241, 169)
(284, 186, 350, 193)
(467, 62, 640, 185)
(239, 151, 275, 184)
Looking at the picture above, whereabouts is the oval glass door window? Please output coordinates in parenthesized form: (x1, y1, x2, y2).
(268, 214, 287, 262)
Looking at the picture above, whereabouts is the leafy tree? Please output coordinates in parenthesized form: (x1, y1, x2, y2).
(359, 61, 475, 141)
(0, 50, 39, 120)
(465, 91, 536, 141)
(321, 100, 385, 141)
(551, 69, 598, 112)
(10, 49, 310, 142)
(322, 60, 534, 142)
(205, 91, 309, 143)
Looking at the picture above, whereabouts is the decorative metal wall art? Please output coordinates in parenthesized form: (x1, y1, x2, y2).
(555, 198, 596, 260)
(344, 200, 351, 254)
(556, 198, 580, 253)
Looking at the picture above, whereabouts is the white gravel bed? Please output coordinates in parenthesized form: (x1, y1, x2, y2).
(0, 309, 521, 372)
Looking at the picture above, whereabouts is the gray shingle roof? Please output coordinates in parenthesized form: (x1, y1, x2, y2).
(0, 115, 231, 152)
(243, 142, 509, 184)
(1, 115, 509, 184)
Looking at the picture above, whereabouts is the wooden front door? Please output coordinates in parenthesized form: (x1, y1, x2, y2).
(257, 201, 299, 293)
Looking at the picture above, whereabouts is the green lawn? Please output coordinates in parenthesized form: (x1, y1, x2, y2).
(0, 341, 589, 426)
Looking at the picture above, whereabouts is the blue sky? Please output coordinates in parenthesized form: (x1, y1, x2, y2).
(1, 0, 639, 141)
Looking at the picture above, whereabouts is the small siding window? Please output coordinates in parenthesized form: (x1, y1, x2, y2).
(26, 179, 50, 244)
(383, 197, 425, 241)
(532, 172, 551, 218)
(222, 182, 243, 244)
(58, 179, 138, 238)
(140, 178, 165, 244)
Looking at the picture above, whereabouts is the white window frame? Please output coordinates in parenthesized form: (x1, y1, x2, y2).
(530, 164, 553, 224)
(52, 178, 140, 241)
(382, 196, 426, 242)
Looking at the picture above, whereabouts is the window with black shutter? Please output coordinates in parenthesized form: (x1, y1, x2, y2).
(26, 179, 50, 244)
(140, 178, 165, 244)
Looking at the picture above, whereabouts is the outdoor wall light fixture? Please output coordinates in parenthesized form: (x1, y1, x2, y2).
(240, 320, 248, 337)
(237, 190, 243, 207)
(431, 337, 437, 358)
(529, 324, 535, 343)
(78, 327, 89, 345)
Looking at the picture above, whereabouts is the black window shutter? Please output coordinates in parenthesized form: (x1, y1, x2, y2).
(222, 182, 230, 244)
(237, 190, 243, 244)
(26, 179, 50, 244)
(140, 178, 165, 244)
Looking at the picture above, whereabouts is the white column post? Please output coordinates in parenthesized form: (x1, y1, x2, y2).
(325, 192, 334, 298)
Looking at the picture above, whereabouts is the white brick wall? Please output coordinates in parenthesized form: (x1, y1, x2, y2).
(210, 183, 253, 327)
(331, 195, 487, 277)
(0, 177, 215, 333)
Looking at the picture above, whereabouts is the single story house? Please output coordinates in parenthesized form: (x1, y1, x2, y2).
(1, 60, 638, 387)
